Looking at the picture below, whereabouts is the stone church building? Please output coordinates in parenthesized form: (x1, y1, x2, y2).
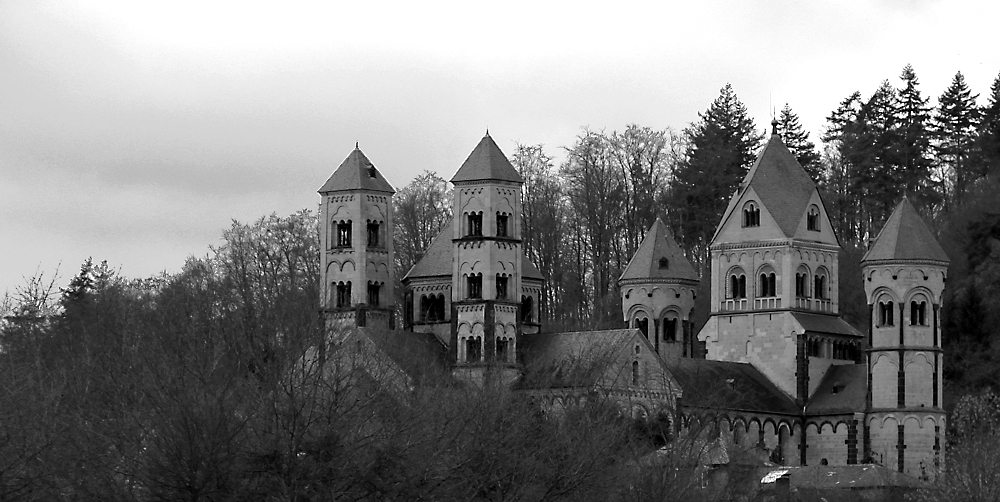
(316, 124, 948, 479)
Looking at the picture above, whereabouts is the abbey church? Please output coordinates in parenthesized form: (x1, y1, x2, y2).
(317, 124, 949, 480)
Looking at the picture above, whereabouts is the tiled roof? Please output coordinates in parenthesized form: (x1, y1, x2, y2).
(403, 224, 546, 282)
(402, 227, 453, 280)
(666, 358, 798, 415)
(718, 133, 817, 239)
(619, 218, 699, 282)
(805, 364, 866, 415)
(862, 197, 949, 263)
(450, 134, 524, 184)
(360, 328, 450, 383)
(791, 312, 863, 338)
(318, 146, 396, 194)
(517, 330, 640, 389)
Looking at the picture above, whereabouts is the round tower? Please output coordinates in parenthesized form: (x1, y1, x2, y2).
(861, 197, 949, 480)
(618, 218, 700, 358)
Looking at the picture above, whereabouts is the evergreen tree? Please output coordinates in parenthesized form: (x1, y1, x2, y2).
(776, 103, 821, 181)
(974, 72, 1000, 179)
(895, 64, 937, 208)
(933, 71, 981, 206)
(670, 84, 763, 266)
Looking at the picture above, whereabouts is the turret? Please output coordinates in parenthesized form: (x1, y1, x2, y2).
(318, 145, 396, 330)
(861, 197, 948, 479)
(618, 218, 700, 358)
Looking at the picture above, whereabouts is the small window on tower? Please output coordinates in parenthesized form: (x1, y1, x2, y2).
(368, 165, 377, 178)
(743, 202, 760, 227)
(496, 337, 509, 362)
(367, 222, 380, 247)
(337, 221, 352, 247)
(467, 212, 483, 237)
(336, 282, 352, 308)
(496, 212, 508, 237)
(659, 257, 669, 269)
(367, 282, 380, 307)
(466, 338, 482, 363)
(495, 274, 508, 300)
(467, 274, 482, 299)
(521, 295, 534, 323)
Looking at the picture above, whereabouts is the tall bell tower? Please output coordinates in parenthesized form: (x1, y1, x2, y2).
(862, 197, 949, 479)
(449, 133, 524, 385)
(318, 144, 396, 331)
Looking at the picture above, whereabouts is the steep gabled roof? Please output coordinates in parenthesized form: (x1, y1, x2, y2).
(619, 218, 699, 283)
(402, 227, 453, 280)
(714, 133, 817, 241)
(522, 253, 545, 281)
(862, 197, 949, 263)
(319, 146, 396, 194)
(450, 134, 524, 184)
(791, 312, 864, 338)
(666, 358, 798, 415)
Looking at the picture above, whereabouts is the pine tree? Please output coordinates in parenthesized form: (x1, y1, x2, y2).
(894, 64, 936, 207)
(776, 103, 821, 181)
(670, 84, 763, 265)
(933, 71, 981, 206)
(974, 72, 1000, 179)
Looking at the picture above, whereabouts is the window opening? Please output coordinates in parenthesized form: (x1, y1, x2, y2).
(337, 221, 352, 247)
(467, 212, 483, 237)
(496, 212, 508, 237)
(911, 301, 927, 326)
(632, 361, 640, 385)
(336, 281, 352, 308)
(521, 296, 534, 323)
(665, 318, 677, 342)
(807, 206, 821, 231)
(496, 275, 508, 300)
(658, 257, 669, 269)
(467, 274, 482, 299)
(367, 282, 380, 307)
(743, 202, 761, 227)
(367, 222, 379, 247)
(466, 338, 481, 363)
(729, 274, 747, 299)
(878, 301, 895, 326)
(496, 338, 509, 362)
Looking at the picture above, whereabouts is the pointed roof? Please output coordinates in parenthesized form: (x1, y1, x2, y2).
(450, 134, 524, 184)
(862, 197, 949, 263)
(318, 146, 396, 194)
(716, 133, 817, 240)
(619, 218, 698, 283)
(522, 253, 545, 281)
(402, 228, 453, 280)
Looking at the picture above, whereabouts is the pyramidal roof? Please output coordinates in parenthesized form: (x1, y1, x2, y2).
(862, 197, 949, 263)
(725, 132, 817, 239)
(318, 146, 396, 194)
(619, 218, 699, 282)
(403, 224, 545, 281)
(450, 133, 524, 184)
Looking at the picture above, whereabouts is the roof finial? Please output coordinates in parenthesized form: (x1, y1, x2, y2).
(771, 118, 779, 137)
(355, 141, 359, 150)
(485, 127, 490, 137)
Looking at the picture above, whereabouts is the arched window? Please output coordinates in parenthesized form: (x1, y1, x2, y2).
(807, 205, 821, 231)
(664, 316, 678, 342)
(878, 299, 895, 327)
(495, 274, 508, 300)
(366, 220, 380, 247)
(795, 265, 810, 298)
(633, 317, 649, 338)
(632, 360, 640, 385)
(814, 268, 829, 300)
(367, 281, 381, 306)
(758, 266, 777, 297)
(436, 294, 446, 320)
(466, 337, 482, 363)
(658, 257, 669, 269)
(336, 281, 352, 308)
(743, 201, 761, 227)
(727, 269, 747, 299)
(495, 337, 509, 362)
(466, 274, 482, 299)
(910, 299, 927, 326)
(496, 212, 508, 237)
(336, 220, 352, 247)
(521, 295, 534, 323)
(467, 211, 483, 237)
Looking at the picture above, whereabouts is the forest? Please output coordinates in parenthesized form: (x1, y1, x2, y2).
(2, 65, 1000, 500)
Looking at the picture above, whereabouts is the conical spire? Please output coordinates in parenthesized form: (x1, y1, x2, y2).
(862, 197, 949, 263)
(620, 218, 699, 282)
(318, 147, 395, 194)
(450, 133, 523, 183)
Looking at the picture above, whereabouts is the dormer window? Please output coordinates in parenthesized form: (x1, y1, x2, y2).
(743, 202, 760, 227)
(368, 165, 377, 178)
(807, 205, 821, 231)
(658, 257, 669, 269)
(496, 212, 508, 237)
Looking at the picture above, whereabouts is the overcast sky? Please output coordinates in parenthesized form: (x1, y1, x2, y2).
(2, 0, 998, 294)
